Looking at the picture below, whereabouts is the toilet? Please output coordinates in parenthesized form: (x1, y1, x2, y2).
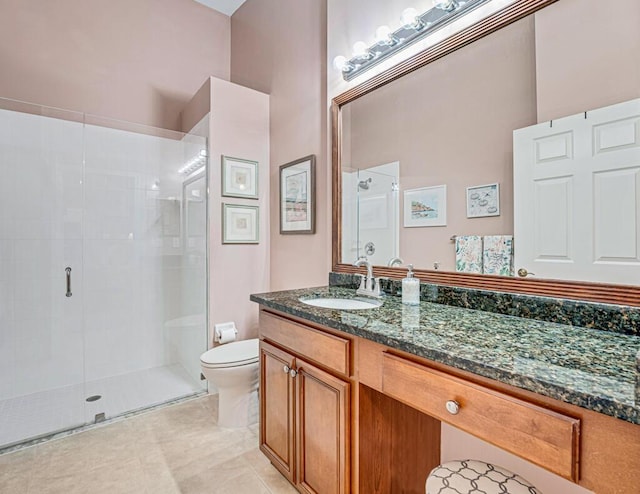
(200, 338, 259, 428)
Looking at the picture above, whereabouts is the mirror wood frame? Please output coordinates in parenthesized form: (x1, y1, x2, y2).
(331, 0, 640, 306)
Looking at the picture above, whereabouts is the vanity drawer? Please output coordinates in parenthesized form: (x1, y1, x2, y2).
(259, 310, 351, 376)
(382, 353, 580, 481)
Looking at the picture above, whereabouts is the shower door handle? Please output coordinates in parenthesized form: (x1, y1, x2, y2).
(65, 267, 72, 297)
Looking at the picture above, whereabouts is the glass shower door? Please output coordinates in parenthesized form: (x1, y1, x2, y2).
(0, 103, 86, 448)
(81, 117, 207, 423)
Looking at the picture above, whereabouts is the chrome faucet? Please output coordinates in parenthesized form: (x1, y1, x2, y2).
(387, 257, 403, 267)
(353, 257, 385, 298)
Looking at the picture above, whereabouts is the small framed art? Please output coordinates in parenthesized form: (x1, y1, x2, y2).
(279, 155, 316, 234)
(222, 204, 259, 244)
(403, 185, 447, 227)
(466, 183, 500, 218)
(221, 156, 258, 199)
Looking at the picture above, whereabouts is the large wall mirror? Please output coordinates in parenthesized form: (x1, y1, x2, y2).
(332, 0, 640, 305)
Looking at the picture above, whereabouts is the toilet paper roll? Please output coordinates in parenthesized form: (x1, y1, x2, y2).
(218, 327, 237, 344)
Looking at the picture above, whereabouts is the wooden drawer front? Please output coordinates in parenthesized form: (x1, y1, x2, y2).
(382, 353, 580, 481)
(260, 311, 350, 376)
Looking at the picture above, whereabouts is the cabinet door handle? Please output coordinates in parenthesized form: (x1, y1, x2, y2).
(283, 365, 290, 374)
(445, 400, 460, 415)
(289, 369, 298, 378)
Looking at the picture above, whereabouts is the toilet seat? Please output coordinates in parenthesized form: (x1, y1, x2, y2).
(200, 338, 259, 369)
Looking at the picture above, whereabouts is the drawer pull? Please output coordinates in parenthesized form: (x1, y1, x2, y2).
(446, 400, 460, 415)
(290, 369, 298, 378)
(283, 365, 290, 374)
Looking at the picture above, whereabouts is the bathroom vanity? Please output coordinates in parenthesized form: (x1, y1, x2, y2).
(251, 287, 640, 494)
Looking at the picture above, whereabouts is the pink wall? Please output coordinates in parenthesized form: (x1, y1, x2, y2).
(343, 18, 537, 271)
(182, 77, 270, 342)
(208, 78, 270, 340)
(535, 0, 640, 122)
(0, 0, 230, 131)
(231, 0, 329, 290)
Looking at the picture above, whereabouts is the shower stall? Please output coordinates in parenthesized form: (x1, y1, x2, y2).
(342, 161, 400, 266)
(0, 99, 208, 449)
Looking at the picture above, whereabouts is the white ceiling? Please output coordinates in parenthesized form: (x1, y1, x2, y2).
(194, 0, 247, 16)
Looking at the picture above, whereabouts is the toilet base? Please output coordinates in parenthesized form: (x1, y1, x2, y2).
(216, 387, 258, 428)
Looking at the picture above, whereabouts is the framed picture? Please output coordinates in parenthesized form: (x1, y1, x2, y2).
(221, 156, 258, 199)
(222, 204, 259, 244)
(403, 185, 447, 227)
(466, 183, 500, 218)
(280, 155, 316, 234)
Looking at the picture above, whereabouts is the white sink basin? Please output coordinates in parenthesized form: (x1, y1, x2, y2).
(299, 297, 382, 310)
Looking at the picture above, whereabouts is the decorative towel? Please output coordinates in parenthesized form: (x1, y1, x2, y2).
(455, 235, 483, 273)
(483, 235, 514, 276)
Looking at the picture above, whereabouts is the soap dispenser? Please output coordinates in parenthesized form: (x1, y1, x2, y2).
(402, 264, 420, 305)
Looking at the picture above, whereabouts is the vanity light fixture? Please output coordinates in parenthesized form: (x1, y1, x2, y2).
(333, 0, 489, 81)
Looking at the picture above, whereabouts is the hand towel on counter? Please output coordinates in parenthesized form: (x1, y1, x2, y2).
(483, 235, 514, 276)
(455, 235, 483, 273)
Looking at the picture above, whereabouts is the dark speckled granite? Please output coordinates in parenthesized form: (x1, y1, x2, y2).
(329, 272, 640, 336)
(251, 286, 640, 425)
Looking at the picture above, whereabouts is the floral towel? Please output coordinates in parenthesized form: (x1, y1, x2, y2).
(483, 235, 514, 276)
(455, 236, 483, 273)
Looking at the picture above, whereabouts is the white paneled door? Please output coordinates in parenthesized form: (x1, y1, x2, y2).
(514, 98, 640, 284)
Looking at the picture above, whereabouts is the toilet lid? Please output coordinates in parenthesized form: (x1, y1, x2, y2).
(200, 338, 259, 368)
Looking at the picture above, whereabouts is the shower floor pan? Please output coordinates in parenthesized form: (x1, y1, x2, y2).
(0, 364, 203, 450)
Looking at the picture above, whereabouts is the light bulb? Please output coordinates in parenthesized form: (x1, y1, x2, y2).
(375, 25, 391, 43)
(332, 55, 353, 73)
(333, 55, 347, 71)
(433, 0, 458, 11)
(352, 41, 370, 59)
(401, 8, 419, 28)
(375, 25, 396, 45)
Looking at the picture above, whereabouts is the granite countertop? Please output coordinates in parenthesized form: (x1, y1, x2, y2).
(250, 286, 640, 425)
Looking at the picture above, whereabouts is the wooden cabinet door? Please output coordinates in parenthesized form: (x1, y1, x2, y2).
(295, 359, 349, 494)
(260, 341, 296, 483)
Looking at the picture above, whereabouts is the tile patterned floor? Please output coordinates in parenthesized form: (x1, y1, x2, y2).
(0, 395, 297, 494)
(0, 364, 204, 449)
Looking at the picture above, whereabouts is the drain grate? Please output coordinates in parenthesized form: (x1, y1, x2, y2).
(85, 395, 102, 402)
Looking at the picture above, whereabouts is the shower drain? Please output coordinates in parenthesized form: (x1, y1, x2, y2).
(85, 395, 102, 402)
